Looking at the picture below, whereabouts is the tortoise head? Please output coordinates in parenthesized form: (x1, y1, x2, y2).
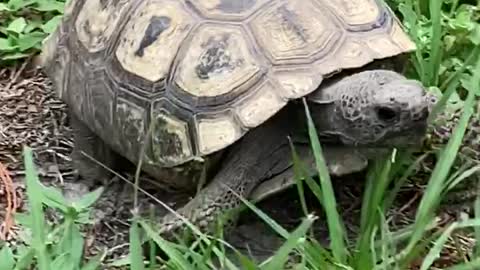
(306, 70, 432, 148)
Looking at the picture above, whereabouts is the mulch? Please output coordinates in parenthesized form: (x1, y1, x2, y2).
(0, 63, 73, 242)
(0, 64, 136, 262)
(0, 62, 477, 269)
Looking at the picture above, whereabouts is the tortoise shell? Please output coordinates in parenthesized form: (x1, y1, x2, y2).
(41, 0, 415, 168)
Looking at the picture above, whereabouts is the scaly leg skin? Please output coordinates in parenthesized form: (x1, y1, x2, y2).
(155, 111, 294, 241)
(70, 111, 117, 186)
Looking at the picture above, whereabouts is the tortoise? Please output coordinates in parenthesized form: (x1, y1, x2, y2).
(39, 0, 432, 239)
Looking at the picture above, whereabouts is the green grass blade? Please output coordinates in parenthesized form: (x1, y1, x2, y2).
(420, 222, 458, 270)
(147, 207, 157, 270)
(232, 182, 336, 269)
(58, 218, 84, 268)
(81, 253, 103, 270)
(138, 220, 205, 270)
(398, 0, 426, 81)
(235, 252, 260, 270)
(50, 253, 73, 270)
(73, 187, 104, 211)
(22, 146, 51, 270)
(301, 239, 338, 269)
(441, 219, 480, 270)
(355, 156, 393, 269)
(376, 209, 397, 270)
(439, 46, 480, 91)
(448, 0, 460, 17)
(475, 181, 480, 257)
(289, 148, 326, 209)
(445, 258, 480, 270)
(360, 155, 393, 230)
(234, 188, 290, 239)
(290, 141, 310, 218)
(428, 0, 443, 86)
(418, 219, 480, 270)
(429, 47, 480, 122)
(130, 219, 145, 270)
(383, 152, 428, 213)
(13, 248, 35, 270)
(0, 245, 15, 270)
(445, 165, 480, 192)
(302, 98, 348, 264)
(262, 215, 316, 270)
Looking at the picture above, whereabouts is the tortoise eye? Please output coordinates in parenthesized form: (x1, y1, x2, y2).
(376, 107, 397, 122)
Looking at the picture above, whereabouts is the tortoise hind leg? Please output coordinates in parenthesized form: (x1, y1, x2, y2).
(70, 111, 116, 185)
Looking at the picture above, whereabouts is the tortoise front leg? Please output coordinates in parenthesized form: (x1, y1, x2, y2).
(70, 111, 117, 185)
(157, 165, 259, 239)
(155, 113, 293, 241)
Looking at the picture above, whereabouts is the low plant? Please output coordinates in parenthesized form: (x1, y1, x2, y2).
(0, 0, 65, 64)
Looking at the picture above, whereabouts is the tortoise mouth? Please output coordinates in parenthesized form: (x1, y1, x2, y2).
(330, 121, 428, 149)
(375, 122, 428, 148)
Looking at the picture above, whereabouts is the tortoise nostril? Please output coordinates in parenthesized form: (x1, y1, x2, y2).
(411, 107, 429, 121)
(419, 107, 429, 120)
(376, 107, 397, 122)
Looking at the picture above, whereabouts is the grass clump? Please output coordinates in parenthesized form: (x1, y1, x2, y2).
(0, 147, 104, 270)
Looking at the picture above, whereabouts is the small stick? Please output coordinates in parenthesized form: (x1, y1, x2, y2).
(0, 161, 17, 240)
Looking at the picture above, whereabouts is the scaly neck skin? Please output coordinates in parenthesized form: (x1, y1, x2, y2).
(301, 100, 349, 145)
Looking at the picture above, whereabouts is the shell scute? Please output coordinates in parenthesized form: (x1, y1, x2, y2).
(115, 94, 148, 161)
(75, 0, 130, 52)
(86, 69, 115, 136)
(115, 0, 196, 82)
(48, 0, 417, 167)
(173, 24, 264, 100)
(151, 99, 194, 166)
(322, 0, 382, 29)
(250, 0, 342, 65)
(187, 0, 270, 20)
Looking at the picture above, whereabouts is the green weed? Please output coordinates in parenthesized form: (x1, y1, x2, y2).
(0, 147, 104, 270)
(0, 0, 65, 64)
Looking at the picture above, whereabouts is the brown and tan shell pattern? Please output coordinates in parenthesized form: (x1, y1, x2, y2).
(41, 0, 415, 168)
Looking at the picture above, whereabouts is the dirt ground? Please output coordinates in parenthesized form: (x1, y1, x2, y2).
(0, 64, 476, 269)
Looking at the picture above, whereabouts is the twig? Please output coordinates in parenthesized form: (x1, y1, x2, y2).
(0, 161, 17, 240)
(5, 58, 30, 91)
